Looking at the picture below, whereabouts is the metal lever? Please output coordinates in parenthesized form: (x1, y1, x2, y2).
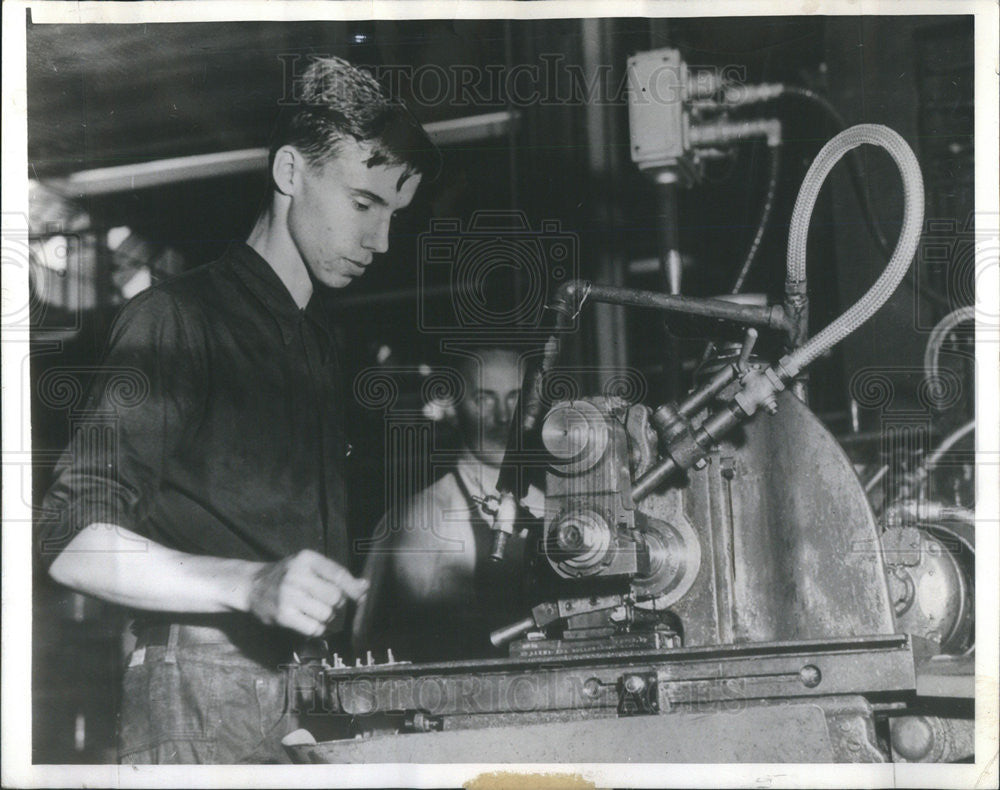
(489, 532, 509, 563)
(488, 492, 518, 562)
(489, 617, 535, 647)
(737, 327, 759, 372)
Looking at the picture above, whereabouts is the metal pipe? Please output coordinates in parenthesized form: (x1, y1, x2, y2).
(922, 419, 975, 474)
(656, 183, 683, 295)
(554, 280, 791, 331)
(633, 369, 736, 501)
(677, 365, 735, 417)
(632, 368, 772, 502)
(885, 499, 975, 527)
(495, 279, 789, 525)
(654, 183, 684, 400)
(630, 455, 679, 502)
(633, 379, 759, 502)
(923, 306, 975, 386)
(864, 465, 890, 494)
(689, 117, 783, 149)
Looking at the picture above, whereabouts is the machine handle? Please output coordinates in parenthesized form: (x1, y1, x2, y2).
(490, 617, 535, 648)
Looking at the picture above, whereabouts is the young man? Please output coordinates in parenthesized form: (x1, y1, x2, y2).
(353, 348, 544, 662)
(37, 57, 439, 764)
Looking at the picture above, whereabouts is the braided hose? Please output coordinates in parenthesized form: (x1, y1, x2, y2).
(924, 305, 975, 385)
(784, 125, 924, 372)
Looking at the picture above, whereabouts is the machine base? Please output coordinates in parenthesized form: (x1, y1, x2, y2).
(287, 695, 884, 763)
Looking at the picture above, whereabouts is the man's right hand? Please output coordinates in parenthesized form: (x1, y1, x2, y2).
(244, 549, 369, 637)
(46, 526, 368, 632)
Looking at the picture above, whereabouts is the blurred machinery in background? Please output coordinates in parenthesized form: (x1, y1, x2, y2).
(286, 51, 975, 764)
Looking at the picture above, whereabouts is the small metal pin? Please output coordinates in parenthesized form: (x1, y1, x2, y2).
(366, 650, 374, 666)
(387, 648, 396, 664)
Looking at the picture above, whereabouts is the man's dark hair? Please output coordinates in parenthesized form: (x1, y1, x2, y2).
(269, 56, 441, 181)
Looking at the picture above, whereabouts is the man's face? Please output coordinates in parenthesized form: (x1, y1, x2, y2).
(457, 350, 523, 466)
(286, 139, 421, 289)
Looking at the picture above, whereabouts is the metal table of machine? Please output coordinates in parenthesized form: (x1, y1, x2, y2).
(287, 634, 919, 763)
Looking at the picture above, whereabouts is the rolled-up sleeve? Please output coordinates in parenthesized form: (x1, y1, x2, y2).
(36, 289, 206, 570)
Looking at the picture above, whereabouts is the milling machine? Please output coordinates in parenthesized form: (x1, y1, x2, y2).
(284, 51, 975, 764)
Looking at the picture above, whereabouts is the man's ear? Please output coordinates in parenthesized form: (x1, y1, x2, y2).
(271, 145, 307, 196)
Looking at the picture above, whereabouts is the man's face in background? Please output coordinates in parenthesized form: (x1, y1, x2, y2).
(456, 349, 522, 468)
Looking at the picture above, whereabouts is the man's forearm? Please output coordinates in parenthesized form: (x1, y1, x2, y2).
(47, 524, 262, 614)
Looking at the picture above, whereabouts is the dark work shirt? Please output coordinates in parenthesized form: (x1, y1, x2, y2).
(38, 242, 351, 570)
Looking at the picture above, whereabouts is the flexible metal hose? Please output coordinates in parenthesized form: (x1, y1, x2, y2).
(781, 87, 896, 259)
(726, 83, 948, 307)
(784, 124, 924, 372)
(778, 86, 949, 309)
(923, 305, 975, 385)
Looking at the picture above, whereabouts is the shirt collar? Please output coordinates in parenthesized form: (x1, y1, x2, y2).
(455, 450, 501, 499)
(229, 242, 334, 346)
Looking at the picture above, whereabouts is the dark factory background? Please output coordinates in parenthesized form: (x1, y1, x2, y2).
(26, 15, 974, 762)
